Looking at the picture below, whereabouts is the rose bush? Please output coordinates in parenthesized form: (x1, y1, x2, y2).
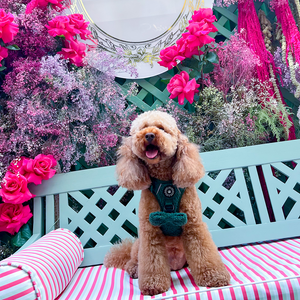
(0, 172, 35, 204)
(0, 203, 32, 235)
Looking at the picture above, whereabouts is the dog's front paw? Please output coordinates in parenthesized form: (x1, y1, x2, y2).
(139, 275, 170, 296)
(125, 260, 138, 279)
(194, 267, 231, 287)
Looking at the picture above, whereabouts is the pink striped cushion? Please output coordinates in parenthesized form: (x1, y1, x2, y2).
(0, 228, 84, 300)
(57, 237, 300, 300)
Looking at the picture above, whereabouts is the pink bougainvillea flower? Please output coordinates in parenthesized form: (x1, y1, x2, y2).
(46, 16, 76, 41)
(186, 22, 217, 49)
(0, 173, 35, 204)
(176, 32, 203, 58)
(0, 203, 32, 235)
(190, 8, 217, 24)
(167, 71, 200, 105)
(58, 39, 86, 67)
(0, 9, 19, 43)
(26, 0, 70, 14)
(158, 45, 186, 70)
(0, 45, 8, 65)
(24, 154, 57, 185)
(7, 157, 30, 176)
(68, 14, 91, 40)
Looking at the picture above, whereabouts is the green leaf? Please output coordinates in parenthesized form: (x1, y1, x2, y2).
(181, 58, 199, 70)
(206, 52, 219, 64)
(161, 78, 170, 85)
(0, 66, 6, 72)
(5, 44, 20, 51)
(202, 61, 215, 74)
(11, 223, 32, 248)
(189, 69, 202, 80)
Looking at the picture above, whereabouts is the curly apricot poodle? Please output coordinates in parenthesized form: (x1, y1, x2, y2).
(104, 110, 230, 295)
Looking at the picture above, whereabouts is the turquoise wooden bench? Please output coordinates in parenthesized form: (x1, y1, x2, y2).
(4, 139, 300, 299)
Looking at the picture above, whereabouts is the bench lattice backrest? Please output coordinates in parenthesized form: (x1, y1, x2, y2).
(29, 139, 300, 267)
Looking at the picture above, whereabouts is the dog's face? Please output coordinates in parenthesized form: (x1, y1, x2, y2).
(130, 111, 180, 165)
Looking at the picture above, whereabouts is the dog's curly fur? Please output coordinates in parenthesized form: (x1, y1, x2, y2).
(104, 111, 230, 295)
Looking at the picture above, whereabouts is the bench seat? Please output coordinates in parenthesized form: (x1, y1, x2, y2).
(57, 237, 300, 300)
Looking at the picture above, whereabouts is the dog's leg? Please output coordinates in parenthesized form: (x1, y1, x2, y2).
(125, 238, 139, 278)
(138, 189, 171, 296)
(181, 187, 231, 287)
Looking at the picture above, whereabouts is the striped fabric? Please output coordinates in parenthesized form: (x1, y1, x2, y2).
(0, 228, 84, 300)
(58, 237, 300, 300)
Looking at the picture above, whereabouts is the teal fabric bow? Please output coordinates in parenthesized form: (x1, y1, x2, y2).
(148, 178, 187, 236)
(149, 211, 187, 236)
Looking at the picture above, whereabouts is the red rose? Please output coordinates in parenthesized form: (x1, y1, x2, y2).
(0, 172, 35, 204)
(26, 0, 68, 14)
(158, 45, 185, 70)
(186, 22, 217, 49)
(68, 14, 91, 40)
(24, 154, 57, 185)
(46, 16, 76, 41)
(0, 45, 8, 65)
(0, 9, 19, 43)
(7, 157, 30, 176)
(167, 71, 200, 105)
(0, 203, 32, 235)
(190, 8, 217, 24)
(176, 33, 202, 59)
(58, 39, 86, 67)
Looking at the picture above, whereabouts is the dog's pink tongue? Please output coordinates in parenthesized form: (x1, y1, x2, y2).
(146, 149, 158, 159)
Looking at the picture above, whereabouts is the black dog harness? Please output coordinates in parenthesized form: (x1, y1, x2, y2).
(149, 178, 187, 236)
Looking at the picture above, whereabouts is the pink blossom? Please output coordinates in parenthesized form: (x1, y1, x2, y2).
(190, 8, 217, 24)
(167, 71, 200, 105)
(68, 14, 91, 40)
(58, 39, 86, 66)
(0, 203, 32, 235)
(0, 9, 19, 43)
(0, 172, 35, 204)
(0, 46, 8, 65)
(46, 16, 76, 41)
(158, 45, 185, 70)
(23, 154, 57, 185)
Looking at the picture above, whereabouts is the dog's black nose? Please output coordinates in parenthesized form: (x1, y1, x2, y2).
(145, 133, 155, 143)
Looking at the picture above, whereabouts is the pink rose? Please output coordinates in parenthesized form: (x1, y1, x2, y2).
(0, 203, 32, 235)
(58, 39, 86, 67)
(176, 33, 202, 58)
(0, 173, 35, 204)
(46, 16, 76, 41)
(158, 45, 186, 70)
(186, 22, 217, 49)
(0, 9, 19, 43)
(68, 14, 91, 40)
(167, 71, 200, 105)
(26, 0, 68, 14)
(0, 45, 8, 65)
(190, 8, 217, 24)
(7, 157, 30, 176)
(24, 154, 57, 185)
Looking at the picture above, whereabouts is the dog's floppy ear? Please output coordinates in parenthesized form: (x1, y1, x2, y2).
(172, 133, 205, 188)
(116, 136, 151, 191)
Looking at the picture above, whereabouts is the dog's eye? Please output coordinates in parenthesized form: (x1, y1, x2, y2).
(157, 126, 165, 131)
